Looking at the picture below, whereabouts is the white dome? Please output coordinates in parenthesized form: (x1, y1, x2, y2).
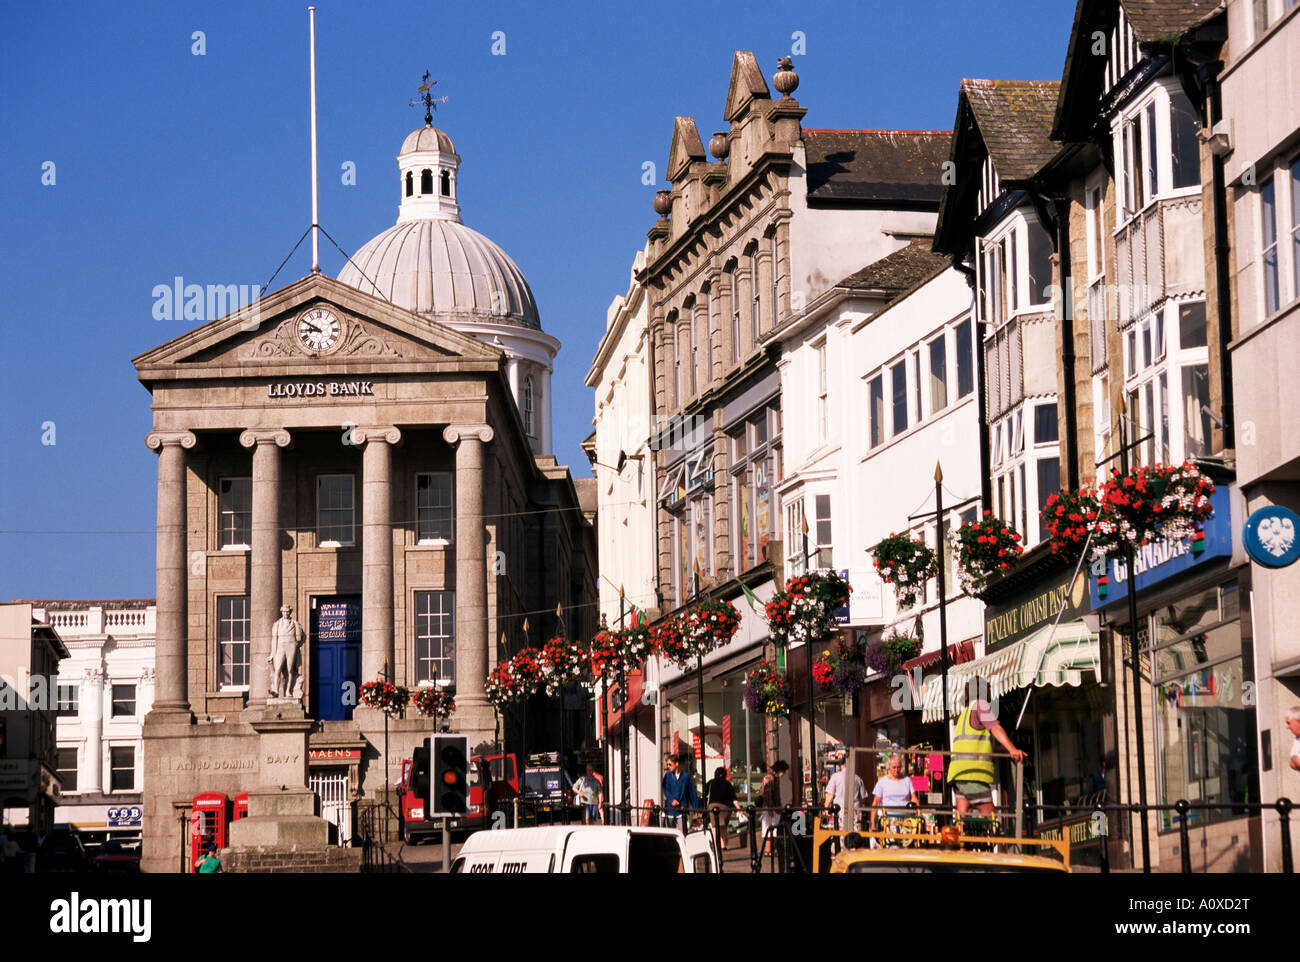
(338, 219, 541, 330)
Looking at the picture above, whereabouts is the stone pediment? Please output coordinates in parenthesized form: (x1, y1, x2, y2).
(133, 273, 503, 380)
(667, 117, 707, 183)
(723, 51, 770, 123)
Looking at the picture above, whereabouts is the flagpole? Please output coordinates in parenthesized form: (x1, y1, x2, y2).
(308, 7, 320, 273)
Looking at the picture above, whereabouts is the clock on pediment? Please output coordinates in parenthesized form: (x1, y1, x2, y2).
(294, 307, 342, 356)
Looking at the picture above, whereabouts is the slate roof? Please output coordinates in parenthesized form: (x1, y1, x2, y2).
(961, 79, 1061, 183)
(1122, 0, 1223, 40)
(836, 242, 951, 298)
(1052, 0, 1225, 140)
(804, 130, 951, 206)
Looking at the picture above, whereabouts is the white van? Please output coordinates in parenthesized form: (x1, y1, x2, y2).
(449, 825, 719, 874)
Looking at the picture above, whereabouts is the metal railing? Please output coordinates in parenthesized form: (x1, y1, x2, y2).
(356, 803, 410, 874)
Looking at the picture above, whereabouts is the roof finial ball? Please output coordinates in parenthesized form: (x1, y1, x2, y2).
(773, 56, 799, 99)
(709, 131, 730, 161)
(653, 189, 673, 218)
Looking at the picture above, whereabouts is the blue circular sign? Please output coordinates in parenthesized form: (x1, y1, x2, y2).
(1243, 506, 1300, 568)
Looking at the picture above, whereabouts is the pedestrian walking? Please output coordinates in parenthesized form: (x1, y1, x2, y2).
(661, 753, 699, 830)
(704, 767, 736, 849)
(758, 760, 789, 856)
(571, 763, 605, 824)
(824, 762, 868, 829)
(196, 844, 222, 873)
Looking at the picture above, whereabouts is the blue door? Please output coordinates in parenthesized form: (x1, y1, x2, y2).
(311, 597, 361, 721)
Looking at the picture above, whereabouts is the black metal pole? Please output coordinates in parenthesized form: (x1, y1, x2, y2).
(694, 566, 705, 831)
(1119, 415, 1152, 872)
(803, 521, 816, 811)
(935, 464, 952, 771)
(619, 589, 628, 825)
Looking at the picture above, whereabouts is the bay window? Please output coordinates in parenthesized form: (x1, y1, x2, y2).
(729, 405, 780, 574)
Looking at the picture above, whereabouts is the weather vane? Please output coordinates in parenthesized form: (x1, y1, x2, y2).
(410, 70, 448, 126)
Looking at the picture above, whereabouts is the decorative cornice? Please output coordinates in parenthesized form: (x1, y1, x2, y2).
(351, 426, 403, 446)
(145, 431, 197, 451)
(239, 429, 293, 449)
(442, 424, 495, 445)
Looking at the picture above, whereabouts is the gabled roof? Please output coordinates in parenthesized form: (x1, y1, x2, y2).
(804, 130, 951, 206)
(1052, 0, 1224, 141)
(836, 242, 950, 301)
(962, 80, 1061, 182)
(933, 79, 1060, 257)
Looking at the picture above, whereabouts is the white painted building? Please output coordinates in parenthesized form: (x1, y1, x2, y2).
(35, 601, 155, 840)
(584, 245, 662, 811)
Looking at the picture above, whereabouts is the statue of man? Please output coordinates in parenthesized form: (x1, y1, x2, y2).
(268, 604, 305, 699)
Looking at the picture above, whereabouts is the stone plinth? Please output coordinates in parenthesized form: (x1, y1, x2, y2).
(227, 786, 329, 848)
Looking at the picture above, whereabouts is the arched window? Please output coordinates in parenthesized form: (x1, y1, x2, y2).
(420, 169, 433, 194)
(523, 378, 535, 437)
(441, 170, 451, 197)
(405, 171, 413, 197)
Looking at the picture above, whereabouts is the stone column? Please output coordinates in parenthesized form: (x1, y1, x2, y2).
(442, 424, 493, 708)
(354, 426, 401, 683)
(145, 431, 196, 714)
(82, 668, 104, 792)
(239, 429, 292, 707)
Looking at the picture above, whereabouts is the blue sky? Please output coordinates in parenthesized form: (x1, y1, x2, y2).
(0, 0, 1076, 598)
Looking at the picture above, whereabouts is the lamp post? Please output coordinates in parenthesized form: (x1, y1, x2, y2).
(381, 657, 391, 843)
(802, 515, 817, 807)
(619, 586, 629, 826)
(694, 562, 706, 820)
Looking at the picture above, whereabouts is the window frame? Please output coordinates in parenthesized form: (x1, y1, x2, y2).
(56, 683, 79, 717)
(416, 471, 455, 544)
(414, 590, 456, 687)
(317, 473, 356, 547)
(109, 745, 136, 793)
(218, 476, 252, 549)
(217, 595, 251, 691)
(110, 684, 137, 719)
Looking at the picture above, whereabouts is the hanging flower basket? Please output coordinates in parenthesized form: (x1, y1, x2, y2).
(811, 634, 867, 697)
(764, 570, 852, 645)
(413, 685, 455, 721)
(588, 628, 624, 678)
(612, 623, 656, 672)
(1041, 487, 1102, 561)
(540, 636, 589, 695)
(872, 534, 936, 609)
(484, 648, 547, 710)
(660, 599, 742, 666)
(951, 513, 1024, 594)
(864, 632, 921, 675)
(359, 680, 410, 717)
(743, 659, 791, 717)
(1092, 462, 1215, 561)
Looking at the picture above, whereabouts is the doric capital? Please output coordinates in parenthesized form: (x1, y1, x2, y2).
(145, 430, 197, 452)
(139, 667, 157, 683)
(239, 428, 292, 449)
(442, 424, 494, 446)
(351, 425, 402, 446)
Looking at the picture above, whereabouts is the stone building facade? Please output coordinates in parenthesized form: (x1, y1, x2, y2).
(131, 123, 595, 872)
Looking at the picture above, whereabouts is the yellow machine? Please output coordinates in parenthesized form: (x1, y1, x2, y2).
(812, 819, 1071, 874)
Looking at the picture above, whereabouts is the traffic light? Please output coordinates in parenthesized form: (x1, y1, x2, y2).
(412, 740, 432, 812)
(432, 733, 469, 816)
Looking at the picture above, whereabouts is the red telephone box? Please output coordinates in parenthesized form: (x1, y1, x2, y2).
(191, 792, 229, 870)
(232, 793, 249, 822)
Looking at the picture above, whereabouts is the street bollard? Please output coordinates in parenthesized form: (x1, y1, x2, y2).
(1176, 800, 1191, 874)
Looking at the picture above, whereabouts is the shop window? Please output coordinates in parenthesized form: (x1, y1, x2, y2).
(218, 477, 251, 548)
(110, 746, 135, 792)
(56, 683, 78, 717)
(317, 474, 355, 546)
(217, 596, 251, 689)
(417, 472, 454, 543)
(111, 684, 136, 718)
(415, 591, 455, 686)
(1036, 458, 1060, 540)
(56, 747, 78, 792)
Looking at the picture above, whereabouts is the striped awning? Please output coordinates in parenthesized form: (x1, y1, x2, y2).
(921, 621, 1100, 722)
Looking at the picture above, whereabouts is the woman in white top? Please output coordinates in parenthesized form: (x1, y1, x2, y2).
(869, 753, 920, 831)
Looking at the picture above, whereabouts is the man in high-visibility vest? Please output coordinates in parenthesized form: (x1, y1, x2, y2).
(947, 676, 1026, 815)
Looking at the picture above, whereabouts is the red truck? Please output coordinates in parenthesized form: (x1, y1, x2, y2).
(399, 751, 519, 842)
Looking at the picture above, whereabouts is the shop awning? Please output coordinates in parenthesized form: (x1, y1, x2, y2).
(921, 622, 1100, 722)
